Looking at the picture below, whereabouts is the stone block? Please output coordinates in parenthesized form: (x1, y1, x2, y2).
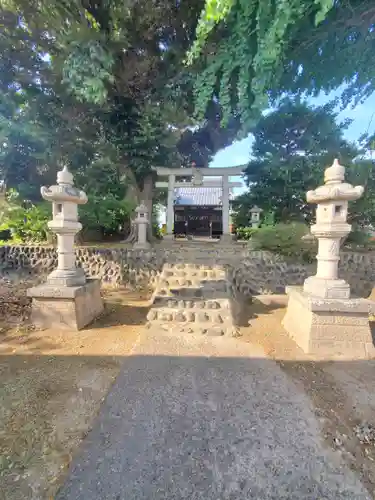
(163, 234, 174, 241)
(220, 233, 234, 244)
(303, 276, 350, 299)
(27, 279, 104, 331)
(282, 286, 375, 358)
(133, 241, 151, 250)
(45, 267, 86, 287)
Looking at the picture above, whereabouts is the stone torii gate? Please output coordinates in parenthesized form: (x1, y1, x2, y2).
(153, 165, 244, 240)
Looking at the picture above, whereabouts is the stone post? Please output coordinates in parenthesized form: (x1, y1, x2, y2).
(134, 202, 151, 249)
(250, 206, 262, 229)
(0, 180, 5, 217)
(282, 158, 375, 358)
(221, 175, 231, 241)
(27, 166, 104, 330)
(165, 174, 175, 239)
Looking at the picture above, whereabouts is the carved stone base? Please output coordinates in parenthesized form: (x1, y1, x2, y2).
(133, 241, 151, 250)
(282, 286, 375, 358)
(303, 276, 350, 299)
(220, 233, 233, 243)
(46, 267, 86, 287)
(27, 279, 104, 331)
(163, 234, 174, 241)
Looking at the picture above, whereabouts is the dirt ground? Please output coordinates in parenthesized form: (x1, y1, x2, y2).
(240, 297, 375, 498)
(1, 285, 375, 499)
(0, 288, 150, 500)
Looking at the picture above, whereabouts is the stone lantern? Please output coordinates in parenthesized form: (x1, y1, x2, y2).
(133, 202, 151, 250)
(303, 158, 363, 299)
(42, 166, 88, 286)
(282, 158, 375, 358)
(250, 206, 263, 228)
(27, 166, 104, 330)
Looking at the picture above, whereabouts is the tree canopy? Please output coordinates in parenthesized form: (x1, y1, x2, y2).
(232, 99, 360, 225)
(0, 0, 248, 241)
(0, 0, 241, 199)
(188, 0, 375, 132)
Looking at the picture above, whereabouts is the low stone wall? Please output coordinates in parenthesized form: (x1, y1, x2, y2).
(0, 245, 166, 290)
(231, 250, 375, 299)
(1, 245, 374, 297)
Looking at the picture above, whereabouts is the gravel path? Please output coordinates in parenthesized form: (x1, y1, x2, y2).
(57, 330, 371, 500)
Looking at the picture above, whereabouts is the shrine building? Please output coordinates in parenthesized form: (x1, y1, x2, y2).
(153, 165, 244, 240)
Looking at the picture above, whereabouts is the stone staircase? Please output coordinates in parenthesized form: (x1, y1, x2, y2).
(147, 243, 241, 336)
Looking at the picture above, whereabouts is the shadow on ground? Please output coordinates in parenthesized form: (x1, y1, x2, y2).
(1, 345, 375, 500)
(53, 354, 375, 500)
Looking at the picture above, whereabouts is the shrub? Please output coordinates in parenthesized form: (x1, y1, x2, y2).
(343, 228, 375, 250)
(236, 226, 258, 240)
(0, 202, 50, 243)
(152, 223, 163, 239)
(250, 222, 316, 262)
(79, 196, 131, 236)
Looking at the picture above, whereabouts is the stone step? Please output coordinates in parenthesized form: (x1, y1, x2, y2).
(154, 286, 232, 299)
(159, 276, 227, 285)
(162, 269, 226, 279)
(147, 257, 238, 338)
(168, 250, 235, 255)
(147, 307, 231, 325)
(168, 262, 235, 269)
(157, 277, 228, 289)
(162, 243, 239, 248)
(146, 321, 235, 337)
(165, 254, 236, 262)
(168, 252, 235, 257)
(163, 262, 228, 270)
(152, 296, 231, 310)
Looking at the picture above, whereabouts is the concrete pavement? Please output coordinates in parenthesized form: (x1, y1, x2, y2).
(57, 330, 371, 499)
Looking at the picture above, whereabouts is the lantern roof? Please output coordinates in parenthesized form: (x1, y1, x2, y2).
(306, 159, 364, 204)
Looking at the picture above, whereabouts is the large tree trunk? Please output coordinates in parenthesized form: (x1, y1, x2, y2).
(123, 173, 154, 243)
(123, 181, 139, 243)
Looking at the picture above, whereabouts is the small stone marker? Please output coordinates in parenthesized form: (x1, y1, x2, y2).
(283, 158, 375, 358)
(27, 166, 104, 330)
(250, 205, 263, 228)
(133, 202, 151, 250)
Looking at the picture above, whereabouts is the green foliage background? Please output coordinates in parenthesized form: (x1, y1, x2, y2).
(188, 1, 375, 131)
(1, 1, 375, 245)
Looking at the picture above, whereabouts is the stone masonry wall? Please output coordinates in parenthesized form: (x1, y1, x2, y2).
(231, 250, 375, 299)
(1, 245, 374, 297)
(0, 246, 166, 290)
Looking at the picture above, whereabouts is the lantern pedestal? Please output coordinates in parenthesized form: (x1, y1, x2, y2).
(28, 279, 103, 331)
(45, 267, 86, 287)
(303, 276, 350, 299)
(282, 286, 375, 358)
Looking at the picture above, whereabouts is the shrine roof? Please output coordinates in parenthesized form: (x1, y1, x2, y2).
(174, 187, 223, 206)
